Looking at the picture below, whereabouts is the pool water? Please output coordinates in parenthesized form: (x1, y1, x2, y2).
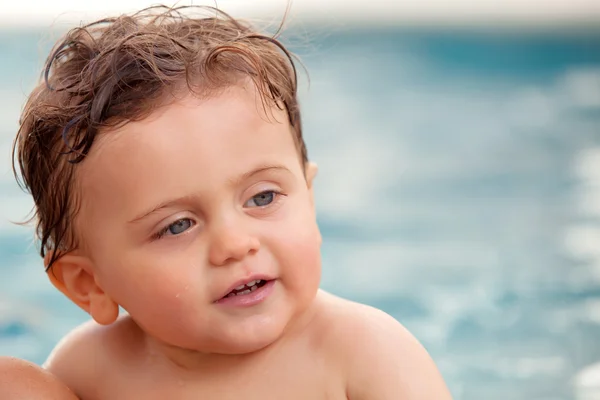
(1, 27, 600, 400)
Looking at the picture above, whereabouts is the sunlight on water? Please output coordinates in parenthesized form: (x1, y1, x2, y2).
(0, 27, 599, 399)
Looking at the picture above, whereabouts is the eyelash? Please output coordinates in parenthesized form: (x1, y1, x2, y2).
(151, 190, 285, 240)
(153, 218, 195, 240)
(244, 190, 284, 208)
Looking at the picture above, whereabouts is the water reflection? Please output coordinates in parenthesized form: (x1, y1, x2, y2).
(0, 29, 599, 400)
(569, 146, 600, 398)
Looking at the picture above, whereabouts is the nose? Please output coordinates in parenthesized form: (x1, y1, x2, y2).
(207, 220, 260, 266)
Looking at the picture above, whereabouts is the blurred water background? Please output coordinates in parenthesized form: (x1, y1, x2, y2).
(1, 3, 600, 399)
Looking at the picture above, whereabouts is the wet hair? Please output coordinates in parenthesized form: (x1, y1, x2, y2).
(12, 5, 307, 271)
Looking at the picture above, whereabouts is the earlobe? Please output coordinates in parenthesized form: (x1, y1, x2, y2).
(45, 252, 119, 325)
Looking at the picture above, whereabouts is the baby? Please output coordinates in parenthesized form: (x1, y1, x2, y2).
(6, 5, 451, 399)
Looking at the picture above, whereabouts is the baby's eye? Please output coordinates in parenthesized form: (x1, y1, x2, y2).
(244, 191, 277, 208)
(156, 218, 194, 239)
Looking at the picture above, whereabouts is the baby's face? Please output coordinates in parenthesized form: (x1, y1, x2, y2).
(75, 83, 322, 354)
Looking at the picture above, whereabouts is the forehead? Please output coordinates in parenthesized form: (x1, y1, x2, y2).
(76, 85, 301, 214)
(95, 85, 289, 149)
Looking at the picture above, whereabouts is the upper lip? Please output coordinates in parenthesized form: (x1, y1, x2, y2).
(215, 274, 274, 301)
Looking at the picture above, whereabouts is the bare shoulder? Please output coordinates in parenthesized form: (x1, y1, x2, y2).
(314, 291, 452, 400)
(44, 315, 141, 398)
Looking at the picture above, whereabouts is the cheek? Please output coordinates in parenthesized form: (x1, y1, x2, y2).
(275, 219, 322, 287)
(95, 249, 204, 314)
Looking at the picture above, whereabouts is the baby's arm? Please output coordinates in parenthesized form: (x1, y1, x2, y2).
(342, 306, 452, 400)
(0, 356, 79, 399)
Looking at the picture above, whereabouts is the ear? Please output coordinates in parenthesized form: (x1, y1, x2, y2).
(45, 252, 119, 325)
(304, 161, 322, 244)
(305, 161, 318, 190)
(305, 161, 318, 207)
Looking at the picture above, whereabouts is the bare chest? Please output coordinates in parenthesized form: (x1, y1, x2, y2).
(92, 352, 347, 400)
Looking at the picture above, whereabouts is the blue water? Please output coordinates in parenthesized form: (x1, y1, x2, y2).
(1, 27, 600, 399)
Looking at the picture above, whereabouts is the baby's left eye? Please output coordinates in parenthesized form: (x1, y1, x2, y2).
(245, 191, 277, 208)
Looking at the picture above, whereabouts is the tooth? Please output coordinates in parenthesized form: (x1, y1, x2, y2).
(246, 280, 257, 287)
(237, 289, 251, 295)
(227, 293, 236, 298)
(235, 284, 246, 290)
(250, 285, 258, 292)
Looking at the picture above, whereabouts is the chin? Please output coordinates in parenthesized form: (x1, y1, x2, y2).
(210, 307, 294, 355)
(216, 332, 281, 355)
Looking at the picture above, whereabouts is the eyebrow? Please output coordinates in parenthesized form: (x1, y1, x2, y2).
(128, 164, 291, 224)
(227, 164, 291, 187)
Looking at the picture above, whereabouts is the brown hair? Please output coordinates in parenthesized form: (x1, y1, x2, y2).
(12, 5, 307, 271)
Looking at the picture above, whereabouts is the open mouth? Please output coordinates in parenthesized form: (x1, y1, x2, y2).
(224, 279, 269, 298)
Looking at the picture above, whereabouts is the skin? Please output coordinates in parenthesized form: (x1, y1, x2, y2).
(0, 356, 79, 399)
(39, 82, 452, 399)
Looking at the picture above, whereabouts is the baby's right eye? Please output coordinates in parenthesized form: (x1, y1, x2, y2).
(155, 218, 194, 239)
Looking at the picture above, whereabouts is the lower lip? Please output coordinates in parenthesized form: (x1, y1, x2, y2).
(215, 280, 276, 307)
